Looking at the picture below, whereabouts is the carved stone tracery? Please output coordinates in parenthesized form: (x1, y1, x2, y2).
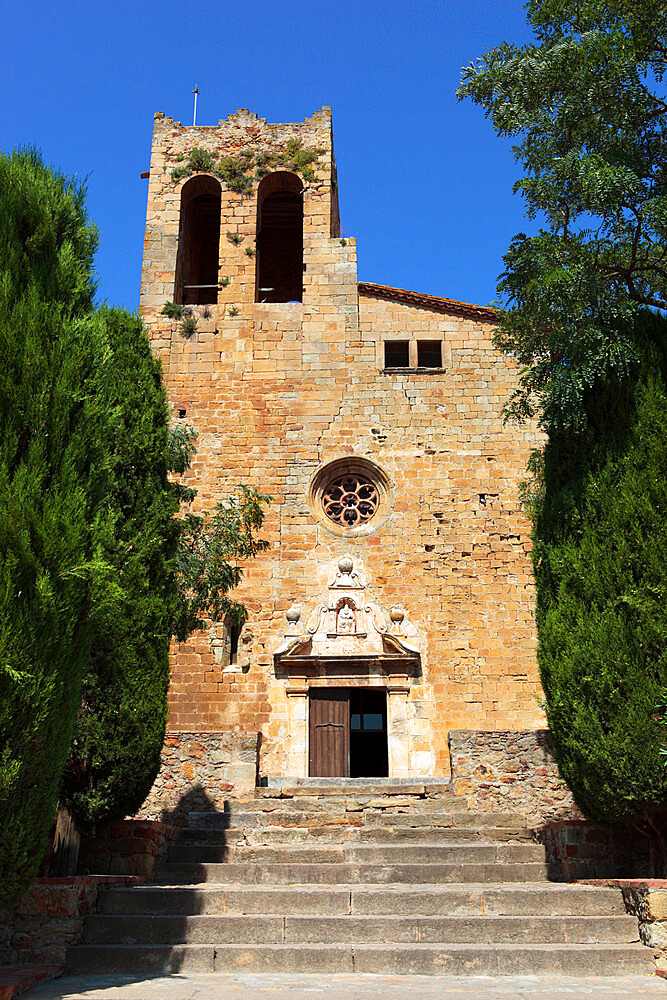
(322, 474, 379, 527)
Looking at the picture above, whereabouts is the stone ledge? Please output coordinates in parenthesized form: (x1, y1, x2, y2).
(0, 965, 63, 1000)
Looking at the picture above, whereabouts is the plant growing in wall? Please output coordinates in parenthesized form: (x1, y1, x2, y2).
(226, 231, 244, 246)
(161, 301, 184, 319)
(218, 276, 230, 287)
(245, 246, 255, 257)
(170, 147, 215, 182)
(217, 153, 254, 194)
(179, 313, 197, 339)
(254, 151, 275, 179)
(172, 140, 323, 190)
(277, 137, 322, 182)
(227, 305, 239, 317)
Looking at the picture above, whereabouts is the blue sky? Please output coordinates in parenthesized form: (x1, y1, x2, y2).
(2, 1, 534, 311)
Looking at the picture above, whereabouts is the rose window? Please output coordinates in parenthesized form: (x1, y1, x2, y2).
(322, 474, 379, 528)
(310, 458, 391, 536)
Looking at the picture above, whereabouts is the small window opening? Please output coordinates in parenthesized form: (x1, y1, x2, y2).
(177, 408, 187, 419)
(229, 622, 242, 665)
(175, 175, 221, 306)
(384, 341, 410, 368)
(256, 172, 303, 303)
(417, 340, 442, 368)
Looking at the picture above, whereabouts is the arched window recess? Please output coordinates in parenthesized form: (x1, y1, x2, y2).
(174, 175, 221, 305)
(256, 171, 303, 303)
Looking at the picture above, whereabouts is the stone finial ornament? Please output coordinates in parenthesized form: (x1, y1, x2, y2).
(338, 555, 354, 575)
(389, 607, 406, 635)
(285, 605, 302, 635)
(330, 555, 364, 589)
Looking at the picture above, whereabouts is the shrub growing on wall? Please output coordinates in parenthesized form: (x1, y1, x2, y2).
(532, 311, 667, 851)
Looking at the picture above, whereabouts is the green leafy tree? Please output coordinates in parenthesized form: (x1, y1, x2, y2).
(460, 3, 667, 857)
(60, 308, 182, 832)
(63, 333, 270, 829)
(458, 0, 667, 428)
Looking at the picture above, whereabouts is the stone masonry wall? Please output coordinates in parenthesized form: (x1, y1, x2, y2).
(539, 822, 652, 881)
(139, 106, 545, 780)
(0, 877, 139, 967)
(136, 732, 258, 822)
(449, 729, 580, 825)
(622, 882, 667, 969)
(77, 821, 179, 878)
(1, 823, 176, 968)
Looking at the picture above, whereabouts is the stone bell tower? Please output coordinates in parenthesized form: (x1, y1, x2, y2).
(140, 106, 357, 379)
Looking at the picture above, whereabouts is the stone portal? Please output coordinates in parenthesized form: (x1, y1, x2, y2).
(275, 557, 418, 779)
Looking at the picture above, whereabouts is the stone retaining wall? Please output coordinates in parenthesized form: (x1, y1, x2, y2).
(136, 731, 259, 823)
(539, 821, 652, 881)
(621, 881, 667, 967)
(77, 820, 179, 879)
(0, 876, 140, 967)
(448, 729, 582, 826)
(1, 820, 177, 968)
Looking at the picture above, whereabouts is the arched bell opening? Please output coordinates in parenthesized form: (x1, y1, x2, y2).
(174, 175, 221, 305)
(256, 171, 303, 303)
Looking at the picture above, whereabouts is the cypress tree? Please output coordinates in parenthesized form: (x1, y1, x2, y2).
(533, 311, 667, 850)
(62, 308, 182, 830)
(0, 150, 109, 908)
(0, 150, 271, 905)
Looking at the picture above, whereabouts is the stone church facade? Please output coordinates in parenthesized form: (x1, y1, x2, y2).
(139, 106, 544, 787)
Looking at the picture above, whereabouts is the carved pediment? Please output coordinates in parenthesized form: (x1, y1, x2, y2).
(274, 556, 420, 674)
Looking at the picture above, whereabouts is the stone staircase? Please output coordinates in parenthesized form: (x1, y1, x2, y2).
(68, 783, 653, 976)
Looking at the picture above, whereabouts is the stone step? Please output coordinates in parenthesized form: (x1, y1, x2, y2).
(179, 824, 532, 845)
(187, 796, 470, 816)
(67, 941, 654, 976)
(261, 777, 453, 789)
(97, 883, 629, 917)
(84, 912, 639, 946)
(255, 783, 451, 798)
(166, 842, 545, 865)
(186, 809, 520, 830)
(154, 861, 551, 884)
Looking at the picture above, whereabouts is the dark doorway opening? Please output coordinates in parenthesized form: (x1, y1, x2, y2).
(309, 687, 388, 778)
(256, 172, 303, 303)
(174, 175, 221, 305)
(350, 689, 388, 778)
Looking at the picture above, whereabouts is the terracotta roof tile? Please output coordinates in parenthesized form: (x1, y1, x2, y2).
(358, 281, 498, 322)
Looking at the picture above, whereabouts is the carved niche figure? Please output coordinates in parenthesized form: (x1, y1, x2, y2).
(336, 599, 356, 634)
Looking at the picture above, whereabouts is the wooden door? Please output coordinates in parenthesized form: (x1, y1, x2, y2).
(309, 689, 350, 777)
